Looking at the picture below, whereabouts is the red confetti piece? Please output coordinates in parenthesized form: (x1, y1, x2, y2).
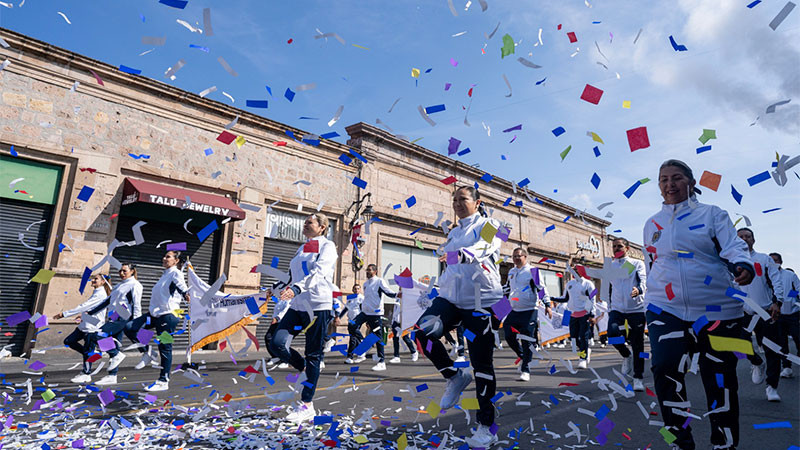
(223, 393, 232, 402)
(558, 382, 579, 386)
(89, 69, 105, 86)
(580, 84, 603, 104)
(110, 213, 118, 219)
(243, 365, 259, 374)
(440, 175, 458, 185)
(216, 130, 236, 145)
(665, 282, 676, 300)
(627, 126, 650, 152)
(557, 24, 562, 30)
(556, 272, 563, 278)
(754, 262, 763, 276)
(273, 141, 288, 146)
(651, 219, 663, 231)
(87, 354, 102, 363)
(287, 38, 293, 44)
(707, 320, 721, 332)
(646, 387, 656, 397)
(79, 168, 97, 173)
(219, 340, 227, 351)
(567, 31, 577, 43)
(303, 240, 319, 253)
(622, 433, 631, 440)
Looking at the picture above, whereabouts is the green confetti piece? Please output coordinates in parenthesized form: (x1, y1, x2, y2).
(698, 128, 716, 145)
(157, 331, 174, 344)
(639, 177, 650, 184)
(42, 389, 55, 402)
(501, 34, 515, 58)
(622, 260, 636, 275)
(559, 145, 572, 161)
(659, 427, 677, 444)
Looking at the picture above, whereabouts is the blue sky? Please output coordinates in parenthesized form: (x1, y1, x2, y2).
(2, 0, 798, 267)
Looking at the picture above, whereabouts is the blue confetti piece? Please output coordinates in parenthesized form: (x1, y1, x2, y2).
(536, 77, 547, 85)
(692, 315, 709, 334)
(503, 197, 511, 207)
(405, 196, 416, 207)
(725, 287, 747, 299)
(245, 297, 260, 315)
(490, 392, 504, 403)
(454, 360, 470, 368)
(678, 252, 694, 258)
(647, 303, 663, 314)
(688, 224, 705, 230)
(563, 215, 571, 223)
(265, 85, 273, 96)
(593, 146, 601, 157)
(77, 186, 95, 202)
(480, 173, 493, 183)
(301, 261, 309, 276)
(301, 381, 314, 389)
(353, 333, 380, 355)
(551, 126, 566, 137)
(595, 404, 610, 420)
(590, 173, 601, 189)
(265, 376, 275, 385)
(9, 145, 18, 157)
(716, 373, 724, 388)
(545, 224, 556, 234)
(753, 421, 792, 429)
(549, 394, 559, 405)
(696, 145, 712, 154)
(393, 204, 402, 210)
(338, 154, 352, 165)
(623, 180, 642, 199)
(762, 207, 781, 213)
(705, 304, 721, 312)
(457, 147, 471, 156)
(409, 227, 423, 235)
(703, 276, 714, 286)
(639, 352, 650, 359)
(561, 309, 572, 327)
(514, 200, 523, 207)
(197, 220, 218, 243)
(393, 396, 402, 402)
(677, 212, 692, 220)
(463, 329, 476, 342)
(350, 366, 359, 372)
(747, 171, 771, 186)
(118, 65, 142, 75)
(189, 44, 209, 52)
(284, 88, 296, 102)
(416, 383, 428, 392)
(349, 149, 368, 164)
(731, 185, 743, 204)
(424, 104, 446, 114)
(159, 0, 188, 8)
(608, 336, 625, 345)
(314, 415, 333, 425)
(320, 132, 339, 139)
(204, 148, 214, 156)
(669, 35, 688, 51)
(518, 177, 530, 188)
(352, 177, 367, 189)
(747, 0, 761, 7)
(246, 100, 269, 108)
(270, 256, 279, 268)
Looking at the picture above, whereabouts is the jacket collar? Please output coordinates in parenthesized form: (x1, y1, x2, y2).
(458, 212, 481, 228)
(660, 198, 691, 214)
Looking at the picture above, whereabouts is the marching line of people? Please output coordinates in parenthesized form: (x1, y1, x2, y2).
(54, 160, 799, 450)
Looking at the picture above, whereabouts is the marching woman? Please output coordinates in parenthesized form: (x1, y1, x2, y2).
(265, 291, 291, 367)
(503, 247, 551, 381)
(550, 270, 596, 369)
(389, 280, 421, 364)
(267, 213, 337, 424)
(127, 250, 191, 392)
(88, 263, 143, 386)
(607, 237, 648, 391)
(415, 186, 503, 448)
(643, 159, 753, 450)
(54, 273, 112, 384)
(344, 284, 366, 364)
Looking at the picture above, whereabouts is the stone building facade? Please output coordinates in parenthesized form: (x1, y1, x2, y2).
(0, 29, 618, 357)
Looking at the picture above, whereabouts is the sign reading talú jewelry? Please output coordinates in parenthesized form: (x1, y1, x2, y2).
(576, 235, 601, 256)
(265, 210, 335, 243)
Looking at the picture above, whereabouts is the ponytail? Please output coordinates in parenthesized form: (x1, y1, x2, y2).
(166, 250, 187, 270)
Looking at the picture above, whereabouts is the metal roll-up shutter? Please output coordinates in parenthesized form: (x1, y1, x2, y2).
(256, 239, 303, 349)
(113, 214, 220, 350)
(0, 198, 52, 356)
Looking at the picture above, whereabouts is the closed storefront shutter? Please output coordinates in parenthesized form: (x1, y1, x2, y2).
(0, 198, 52, 355)
(113, 214, 220, 350)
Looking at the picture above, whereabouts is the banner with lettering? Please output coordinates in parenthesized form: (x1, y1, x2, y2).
(188, 266, 268, 352)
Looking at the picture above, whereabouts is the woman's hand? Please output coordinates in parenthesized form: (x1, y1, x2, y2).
(630, 287, 640, 298)
(734, 265, 754, 285)
(271, 317, 278, 325)
(544, 306, 552, 318)
(53, 312, 64, 320)
(184, 293, 191, 303)
(438, 253, 448, 263)
(280, 288, 295, 301)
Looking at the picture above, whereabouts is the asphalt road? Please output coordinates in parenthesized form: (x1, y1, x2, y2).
(1, 339, 798, 449)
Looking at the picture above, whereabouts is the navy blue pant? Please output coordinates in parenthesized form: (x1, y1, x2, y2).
(503, 309, 538, 373)
(352, 312, 385, 362)
(444, 324, 466, 356)
(569, 315, 592, 358)
(392, 320, 416, 357)
(64, 328, 97, 375)
(779, 312, 799, 369)
(416, 297, 499, 426)
(346, 320, 364, 358)
(607, 311, 646, 378)
(263, 321, 280, 359)
(647, 310, 741, 450)
(127, 313, 180, 381)
(269, 308, 332, 403)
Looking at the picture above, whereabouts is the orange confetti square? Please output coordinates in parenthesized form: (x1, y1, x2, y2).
(698, 170, 722, 192)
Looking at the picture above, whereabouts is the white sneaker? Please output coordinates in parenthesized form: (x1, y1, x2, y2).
(766, 385, 781, 402)
(96, 375, 117, 386)
(389, 356, 401, 364)
(372, 362, 387, 371)
(70, 373, 92, 384)
(286, 402, 315, 423)
(586, 348, 591, 363)
(411, 352, 419, 362)
(145, 380, 169, 392)
(621, 355, 633, 376)
(269, 357, 281, 366)
(324, 340, 334, 352)
(277, 362, 289, 369)
(320, 361, 326, 369)
(465, 424, 498, 448)
(633, 378, 644, 392)
(780, 367, 793, 378)
(354, 355, 367, 363)
(134, 352, 151, 370)
(440, 369, 473, 409)
(577, 359, 588, 370)
(455, 356, 466, 363)
(345, 358, 354, 364)
(751, 363, 766, 384)
(519, 372, 530, 382)
(556, 343, 566, 348)
(108, 353, 126, 371)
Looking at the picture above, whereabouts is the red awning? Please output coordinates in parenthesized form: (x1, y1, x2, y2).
(121, 178, 246, 220)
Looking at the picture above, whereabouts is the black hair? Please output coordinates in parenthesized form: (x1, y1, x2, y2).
(613, 237, 630, 247)
(454, 185, 488, 217)
(512, 247, 528, 256)
(165, 250, 187, 270)
(119, 262, 138, 279)
(769, 252, 782, 263)
(659, 159, 701, 195)
(737, 227, 754, 239)
(366, 263, 378, 271)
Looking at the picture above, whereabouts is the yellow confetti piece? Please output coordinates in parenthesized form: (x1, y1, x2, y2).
(461, 397, 480, 410)
(411, 68, 420, 78)
(708, 335, 754, 355)
(480, 222, 498, 243)
(427, 400, 441, 419)
(172, 309, 185, 318)
(587, 131, 605, 144)
(302, 317, 317, 334)
(624, 319, 629, 336)
(622, 100, 631, 109)
(354, 435, 368, 444)
(42, 389, 55, 402)
(235, 135, 246, 148)
(30, 269, 56, 284)
(397, 432, 408, 450)
(352, 43, 370, 50)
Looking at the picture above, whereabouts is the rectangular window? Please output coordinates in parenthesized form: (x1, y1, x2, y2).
(541, 269, 563, 297)
(380, 242, 441, 286)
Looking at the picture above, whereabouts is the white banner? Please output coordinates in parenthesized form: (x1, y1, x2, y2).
(188, 266, 267, 352)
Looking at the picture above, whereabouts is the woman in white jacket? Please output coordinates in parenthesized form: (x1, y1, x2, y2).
(551, 270, 597, 369)
(415, 186, 503, 448)
(643, 159, 753, 450)
(126, 250, 191, 392)
(54, 273, 112, 384)
(87, 263, 143, 386)
(267, 213, 337, 424)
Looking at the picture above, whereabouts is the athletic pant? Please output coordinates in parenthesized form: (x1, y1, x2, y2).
(779, 312, 799, 369)
(503, 309, 537, 373)
(569, 315, 592, 358)
(263, 321, 280, 359)
(606, 310, 646, 378)
(392, 320, 416, 357)
(352, 312, 385, 362)
(127, 313, 180, 381)
(346, 320, 364, 358)
(648, 310, 741, 450)
(416, 297, 500, 426)
(269, 308, 332, 403)
(740, 313, 782, 389)
(444, 325, 466, 356)
(63, 328, 97, 375)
